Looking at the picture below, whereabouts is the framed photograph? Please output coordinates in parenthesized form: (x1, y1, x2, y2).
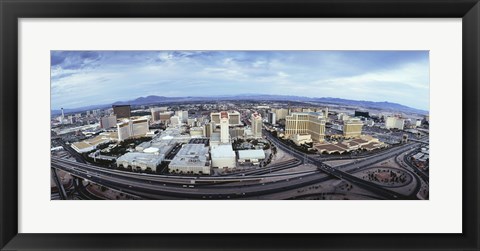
(1, 0, 479, 250)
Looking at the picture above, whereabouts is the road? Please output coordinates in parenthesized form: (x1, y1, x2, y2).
(51, 131, 424, 200)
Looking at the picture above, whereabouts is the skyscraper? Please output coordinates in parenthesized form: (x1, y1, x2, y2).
(220, 111, 230, 143)
(112, 105, 131, 119)
(343, 118, 363, 138)
(285, 112, 326, 142)
(251, 112, 263, 138)
(268, 111, 276, 124)
(100, 115, 117, 129)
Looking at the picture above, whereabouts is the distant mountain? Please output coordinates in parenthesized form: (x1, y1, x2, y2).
(52, 94, 428, 116)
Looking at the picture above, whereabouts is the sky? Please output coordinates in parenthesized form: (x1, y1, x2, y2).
(51, 50, 429, 111)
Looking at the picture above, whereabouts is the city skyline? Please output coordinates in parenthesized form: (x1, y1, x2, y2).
(51, 50, 430, 111)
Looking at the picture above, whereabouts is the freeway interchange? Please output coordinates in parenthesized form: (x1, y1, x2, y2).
(52, 131, 425, 200)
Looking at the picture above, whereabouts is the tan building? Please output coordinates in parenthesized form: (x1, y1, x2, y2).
(274, 108, 289, 120)
(211, 111, 241, 125)
(211, 113, 221, 124)
(204, 122, 214, 138)
(159, 112, 172, 124)
(285, 112, 326, 142)
(151, 108, 162, 122)
(343, 118, 363, 138)
(251, 112, 263, 138)
(228, 111, 241, 125)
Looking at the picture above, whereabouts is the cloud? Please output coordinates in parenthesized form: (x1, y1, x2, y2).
(51, 51, 429, 110)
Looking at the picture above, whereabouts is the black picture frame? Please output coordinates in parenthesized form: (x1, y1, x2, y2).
(1, 0, 479, 250)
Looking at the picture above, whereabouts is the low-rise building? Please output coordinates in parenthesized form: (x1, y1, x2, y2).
(291, 133, 312, 146)
(168, 144, 210, 175)
(116, 152, 164, 171)
(190, 127, 204, 138)
(237, 149, 265, 164)
(211, 144, 236, 169)
(71, 131, 118, 153)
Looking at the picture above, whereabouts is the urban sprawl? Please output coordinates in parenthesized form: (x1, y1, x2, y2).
(51, 100, 429, 200)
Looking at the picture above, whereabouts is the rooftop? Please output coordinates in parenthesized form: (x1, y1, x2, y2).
(238, 149, 265, 160)
(211, 144, 236, 158)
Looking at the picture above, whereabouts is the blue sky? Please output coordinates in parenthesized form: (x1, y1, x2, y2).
(51, 51, 429, 111)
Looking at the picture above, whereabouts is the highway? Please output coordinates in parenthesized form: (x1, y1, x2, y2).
(51, 131, 424, 200)
(263, 129, 423, 200)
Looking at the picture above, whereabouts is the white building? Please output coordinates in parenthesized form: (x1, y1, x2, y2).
(190, 127, 204, 138)
(385, 116, 405, 130)
(116, 117, 149, 141)
(116, 152, 164, 172)
(168, 144, 210, 175)
(175, 110, 188, 123)
(170, 115, 181, 127)
(220, 111, 230, 143)
(237, 149, 266, 164)
(291, 133, 312, 146)
(211, 144, 236, 169)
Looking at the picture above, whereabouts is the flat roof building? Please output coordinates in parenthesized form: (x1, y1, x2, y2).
(71, 131, 118, 153)
(211, 144, 236, 169)
(386, 116, 405, 130)
(237, 149, 265, 164)
(116, 152, 164, 172)
(169, 144, 210, 175)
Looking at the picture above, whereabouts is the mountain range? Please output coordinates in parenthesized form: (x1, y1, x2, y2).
(52, 94, 428, 116)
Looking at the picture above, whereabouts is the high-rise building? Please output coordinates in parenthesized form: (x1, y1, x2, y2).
(132, 118, 149, 136)
(204, 122, 213, 138)
(285, 112, 326, 142)
(211, 111, 241, 125)
(323, 107, 329, 122)
(228, 111, 241, 125)
(61, 108, 65, 124)
(229, 127, 245, 139)
(274, 108, 289, 120)
(354, 110, 369, 118)
(268, 112, 276, 124)
(151, 108, 162, 122)
(116, 117, 149, 141)
(210, 113, 221, 124)
(251, 112, 263, 138)
(112, 105, 131, 119)
(159, 112, 172, 124)
(170, 115, 180, 127)
(187, 118, 197, 127)
(220, 111, 230, 143)
(385, 116, 405, 130)
(100, 115, 117, 129)
(343, 118, 363, 138)
(175, 110, 188, 123)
